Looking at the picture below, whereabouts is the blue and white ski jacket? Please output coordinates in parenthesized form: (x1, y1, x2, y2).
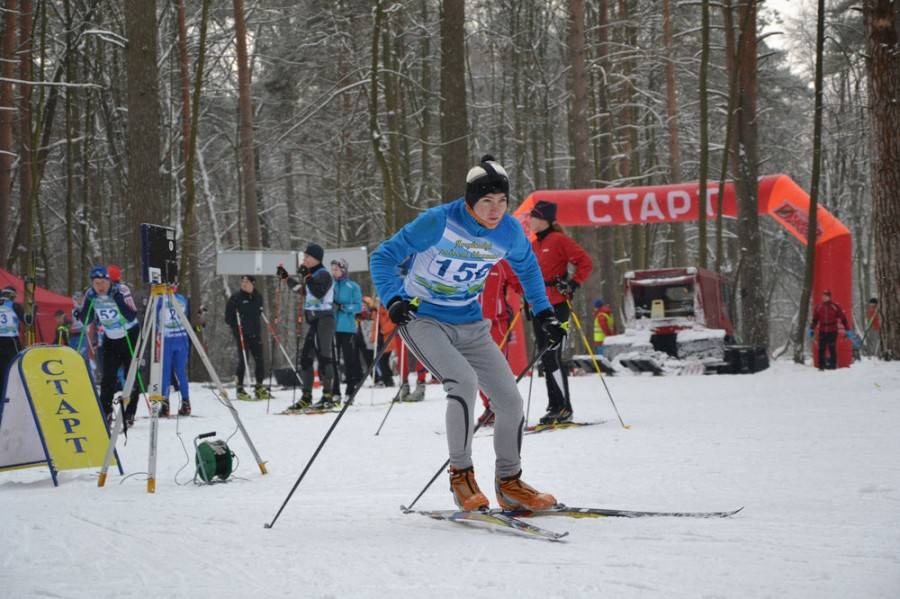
(370, 198, 552, 325)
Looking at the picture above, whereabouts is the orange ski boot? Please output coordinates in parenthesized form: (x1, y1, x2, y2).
(495, 470, 558, 511)
(449, 466, 490, 511)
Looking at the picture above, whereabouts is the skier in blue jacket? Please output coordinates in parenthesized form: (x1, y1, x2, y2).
(329, 258, 363, 400)
(370, 154, 566, 512)
(156, 289, 191, 417)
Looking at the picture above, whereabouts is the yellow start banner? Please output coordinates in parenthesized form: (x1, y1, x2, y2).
(21, 346, 115, 471)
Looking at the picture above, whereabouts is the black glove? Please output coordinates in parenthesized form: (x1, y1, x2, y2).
(535, 308, 568, 348)
(276, 264, 289, 280)
(387, 297, 418, 326)
(555, 277, 579, 297)
(298, 265, 310, 278)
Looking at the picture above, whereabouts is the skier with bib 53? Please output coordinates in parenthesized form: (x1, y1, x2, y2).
(370, 155, 566, 512)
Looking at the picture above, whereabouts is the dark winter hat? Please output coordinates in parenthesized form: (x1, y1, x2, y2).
(593, 299, 606, 309)
(89, 265, 109, 280)
(529, 200, 557, 222)
(241, 275, 256, 284)
(465, 154, 510, 207)
(1, 286, 15, 300)
(305, 243, 325, 263)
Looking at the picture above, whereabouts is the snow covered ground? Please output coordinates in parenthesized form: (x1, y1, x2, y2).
(2, 358, 899, 598)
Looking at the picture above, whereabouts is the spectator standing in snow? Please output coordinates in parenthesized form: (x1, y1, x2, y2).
(329, 258, 363, 401)
(809, 289, 851, 370)
(592, 299, 614, 355)
(279, 243, 336, 410)
(526, 200, 593, 424)
(224, 275, 268, 401)
(370, 154, 565, 512)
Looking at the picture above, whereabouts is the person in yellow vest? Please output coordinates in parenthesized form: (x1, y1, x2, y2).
(592, 299, 614, 355)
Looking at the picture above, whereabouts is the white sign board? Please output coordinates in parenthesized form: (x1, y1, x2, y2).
(216, 251, 297, 276)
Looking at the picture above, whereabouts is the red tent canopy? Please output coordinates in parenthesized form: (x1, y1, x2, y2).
(0, 269, 74, 344)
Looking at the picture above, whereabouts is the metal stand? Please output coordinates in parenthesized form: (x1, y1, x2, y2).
(98, 284, 268, 492)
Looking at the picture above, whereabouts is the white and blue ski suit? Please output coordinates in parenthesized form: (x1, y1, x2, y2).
(371, 198, 552, 477)
(158, 293, 190, 402)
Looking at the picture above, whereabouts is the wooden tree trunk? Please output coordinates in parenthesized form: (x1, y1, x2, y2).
(591, 0, 619, 323)
(697, 0, 711, 269)
(125, 0, 163, 275)
(793, 0, 826, 363)
(439, 0, 469, 202)
(864, 0, 900, 360)
(18, 0, 34, 276)
(0, 0, 17, 270)
(734, 0, 767, 347)
(233, 0, 262, 249)
(418, 0, 434, 204)
(179, 0, 211, 380)
(715, 0, 741, 273)
(663, 0, 687, 266)
(370, 0, 398, 234)
(64, 0, 77, 294)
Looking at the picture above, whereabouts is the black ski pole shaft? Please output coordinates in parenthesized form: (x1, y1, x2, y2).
(264, 327, 400, 530)
(403, 344, 550, 512)
(374, 384, 402, 436)
(374, 333, 406, 436)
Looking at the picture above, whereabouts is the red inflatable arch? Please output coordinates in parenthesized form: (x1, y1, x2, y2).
(513, 174, 854, 368)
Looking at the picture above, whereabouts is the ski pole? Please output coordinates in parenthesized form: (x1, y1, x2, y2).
(402, 344, 551, 513)
(261, 310, 303, 411)
(566, 299, 630, 430)
(235, 312, 253, 390)
(369, 305, 380, 406)
(264, 327, 401, 530)
(524, 349, 536, 429)
(374, 332, 408, 436)
(496, 308, 522, 353)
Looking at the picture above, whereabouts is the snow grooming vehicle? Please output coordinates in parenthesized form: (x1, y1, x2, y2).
(604, 267, 768, 375)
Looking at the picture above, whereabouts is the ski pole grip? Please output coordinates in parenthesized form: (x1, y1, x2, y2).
(198, 432, 216, 439)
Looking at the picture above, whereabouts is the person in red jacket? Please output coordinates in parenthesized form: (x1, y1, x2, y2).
(527, 200, 593, 424)
(809, 289, 851, 370)
(476, 259, 521, 426)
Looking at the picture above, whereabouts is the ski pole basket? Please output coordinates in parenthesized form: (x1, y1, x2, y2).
(194, 432, 235, 484)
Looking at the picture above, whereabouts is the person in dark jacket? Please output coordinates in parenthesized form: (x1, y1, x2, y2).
(225, 275, 268, 400)
(278, 243, 336, 410)
(809, 289, 851, 370)
(527, 200, 593, 424)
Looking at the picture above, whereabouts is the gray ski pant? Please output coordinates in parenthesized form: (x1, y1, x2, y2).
(400, 316, 524, 478)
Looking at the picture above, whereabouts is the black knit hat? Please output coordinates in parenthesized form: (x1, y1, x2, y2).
(530, 200, 557, 222)
(465, 154, 510, 207)
(305, 243, 325, 263)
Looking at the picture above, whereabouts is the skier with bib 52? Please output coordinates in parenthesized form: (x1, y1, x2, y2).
(370, 155, 566, 512)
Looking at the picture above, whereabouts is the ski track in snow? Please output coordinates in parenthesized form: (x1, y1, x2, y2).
(2, 359, 899, 598)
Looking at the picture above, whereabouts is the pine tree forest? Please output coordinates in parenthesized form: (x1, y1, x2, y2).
(0, 0, 898, 372)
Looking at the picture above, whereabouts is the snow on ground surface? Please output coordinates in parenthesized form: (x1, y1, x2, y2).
(2, 358, 899, 598)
